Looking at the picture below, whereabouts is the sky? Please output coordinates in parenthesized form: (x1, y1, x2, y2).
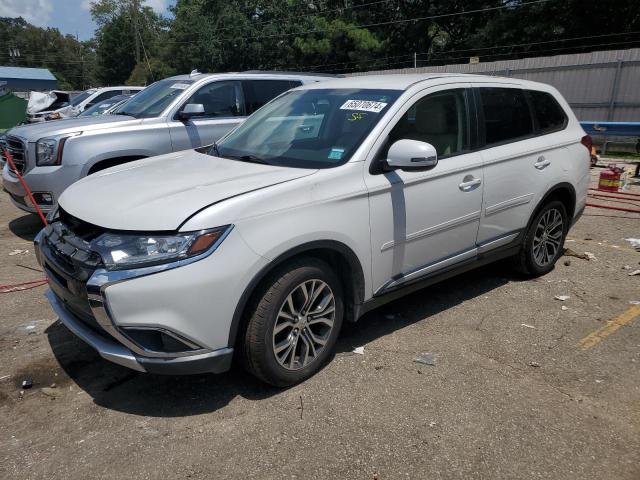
(0, 0, 176, 41)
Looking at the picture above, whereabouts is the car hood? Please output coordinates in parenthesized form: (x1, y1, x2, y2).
(7, 115, 140, 140)
(58, 150, 317, 231)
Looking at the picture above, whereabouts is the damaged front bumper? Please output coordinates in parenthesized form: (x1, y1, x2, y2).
(35, 227, 234, 375)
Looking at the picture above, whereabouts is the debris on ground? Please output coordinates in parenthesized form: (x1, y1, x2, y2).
(561, 306, 569, 311)
(429, 421, 437, 427)
(623, 265, 632, 270)
(564, 248, 592, 260)
(629, 269, 640, 276)
(554, 295, 570, 301)
(584, 252, 597, 260)
(414, 353, 437, 366)
(8, 249, 29, 256)
(16, 322, 38, 334)
(528, 361, 541, 368)
(41, 387, 61, 398)
(0, 375, 10, 382)
(521, 323, 536, 329)
(564, 260, 571, 266)
(352, 346, 365, 355)
(21, 379, 33, 389)
(630, 301, 640, 305)
(625, 238, 640, 251)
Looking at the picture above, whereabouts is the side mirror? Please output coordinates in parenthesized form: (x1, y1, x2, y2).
(179, 103, 205, 120)
(386, 139, 438, 172)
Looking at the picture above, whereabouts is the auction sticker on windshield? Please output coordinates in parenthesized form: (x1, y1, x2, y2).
(340, 100, 388, 113)
(170, 83, 190, 90)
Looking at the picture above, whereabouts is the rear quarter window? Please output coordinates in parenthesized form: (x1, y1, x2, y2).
(528, 90, 568, 134)
(478, 88, 534, 146)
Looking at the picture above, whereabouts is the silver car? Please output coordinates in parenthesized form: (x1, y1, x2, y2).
(2, 72, 329, 213)
(35, 74, 590, 386)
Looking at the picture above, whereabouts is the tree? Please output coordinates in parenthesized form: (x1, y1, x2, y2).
(89, 0, 169, 84)
(0, 17, 97, 90)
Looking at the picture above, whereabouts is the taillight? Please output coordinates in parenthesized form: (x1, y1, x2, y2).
(581, 134, 593, 153)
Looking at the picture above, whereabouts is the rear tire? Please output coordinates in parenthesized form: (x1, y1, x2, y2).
(514, 200, 568, 276)
(242, 258, 344, 387)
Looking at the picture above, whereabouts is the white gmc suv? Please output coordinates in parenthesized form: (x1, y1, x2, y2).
(35, 74, 590, 386)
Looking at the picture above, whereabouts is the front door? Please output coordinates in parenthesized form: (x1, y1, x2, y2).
(167, 80, 246, 152)
(365, 86, 484, 294)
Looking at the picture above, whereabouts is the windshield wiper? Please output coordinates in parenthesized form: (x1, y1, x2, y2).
(227, 154, 270, 165)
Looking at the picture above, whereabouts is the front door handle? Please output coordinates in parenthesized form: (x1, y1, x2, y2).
(459, 176, 482, 191)
(534, 156, 551, 170)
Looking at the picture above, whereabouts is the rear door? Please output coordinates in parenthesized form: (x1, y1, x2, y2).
(474, 85, 565, 249)
(167, 80, 246, 152)
(242, 79, 302, 115)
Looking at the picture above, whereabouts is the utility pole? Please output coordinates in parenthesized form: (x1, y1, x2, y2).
(132, 0, 141, 64)
(414, 52, 417, 69)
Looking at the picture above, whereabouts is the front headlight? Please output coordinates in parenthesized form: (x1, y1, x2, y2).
(91, 225, 232, 270)
(36, 132, 81, 166)
(36, 138, 57, 166)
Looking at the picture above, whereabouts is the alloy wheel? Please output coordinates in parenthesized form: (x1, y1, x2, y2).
(532, 208, 564, 267)
(272, 279, 336, 371)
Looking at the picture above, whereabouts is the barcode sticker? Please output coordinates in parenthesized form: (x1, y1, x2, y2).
(340, 99, 388, 113)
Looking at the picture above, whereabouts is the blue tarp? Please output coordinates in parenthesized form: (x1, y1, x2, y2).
(580, 121, 640, 137)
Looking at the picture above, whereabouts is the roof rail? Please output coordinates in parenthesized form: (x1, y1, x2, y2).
(241, 70, 342, 78)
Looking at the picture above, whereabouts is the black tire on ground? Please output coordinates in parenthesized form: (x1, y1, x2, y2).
(241, 258, 344, 387)
(513, 200, 568, 276)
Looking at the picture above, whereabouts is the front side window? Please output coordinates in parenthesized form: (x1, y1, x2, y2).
(387, 89, 469, 157)
(118, 79, 194, 118)
(479, 88, 533, 145)
(180, 81, 245, 118)
(243, 80, 302, 114)
(215, 88, 401, 169)
(70, 91, 92, 107)
(87, 90, 119, 107)
(528, 90, 568, 134)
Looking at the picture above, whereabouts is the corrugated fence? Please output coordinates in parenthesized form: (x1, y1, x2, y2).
(351, 47, 640, 124)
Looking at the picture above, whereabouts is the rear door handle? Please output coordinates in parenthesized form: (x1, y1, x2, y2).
(459, 176, 482, 191)
(534, 156, 551, 169)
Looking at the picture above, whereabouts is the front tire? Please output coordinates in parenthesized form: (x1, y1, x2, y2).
(242, 258, 344, 387)
(514, 200, 568, 276)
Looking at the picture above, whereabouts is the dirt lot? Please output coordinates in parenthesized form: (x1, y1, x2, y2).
(1, 169, 639, 480)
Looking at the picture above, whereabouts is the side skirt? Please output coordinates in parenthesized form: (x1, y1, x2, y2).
(355, 239, 522, 319)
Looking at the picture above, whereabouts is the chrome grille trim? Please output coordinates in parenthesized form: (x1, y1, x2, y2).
(1, 135, 27, 176)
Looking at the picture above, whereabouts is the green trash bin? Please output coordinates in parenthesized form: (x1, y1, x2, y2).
(0, 92, 27, 131)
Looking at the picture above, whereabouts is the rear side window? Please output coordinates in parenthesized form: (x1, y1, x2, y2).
(243, 80, 302, 114)
(528, 90, 568, 134)
(478, 88, 533, 145)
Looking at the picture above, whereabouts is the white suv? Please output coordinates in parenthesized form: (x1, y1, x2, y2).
(35, 74, 590, 386)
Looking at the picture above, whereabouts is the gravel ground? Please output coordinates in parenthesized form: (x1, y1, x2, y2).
(1, 168, 639, 479)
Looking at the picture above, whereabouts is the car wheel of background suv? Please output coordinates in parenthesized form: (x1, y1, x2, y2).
(514, 200, 568, 276)
(241, 258, 344, 386)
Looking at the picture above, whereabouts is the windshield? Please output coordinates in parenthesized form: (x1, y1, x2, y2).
(215, 88, 401, 168)
(70, 91, 92, 107)
(118, 79, 194, 118)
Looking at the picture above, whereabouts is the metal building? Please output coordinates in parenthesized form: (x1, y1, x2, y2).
(351, 47, 640, 123)
(0, 66, 58, 91)
(351, 47, 640, 152)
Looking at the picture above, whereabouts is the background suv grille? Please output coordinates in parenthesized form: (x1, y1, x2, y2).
(0, 136, 27, 176)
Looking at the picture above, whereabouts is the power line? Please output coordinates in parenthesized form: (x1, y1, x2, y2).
(290, 30, 640, 72)
(164, 0, 556, 46)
